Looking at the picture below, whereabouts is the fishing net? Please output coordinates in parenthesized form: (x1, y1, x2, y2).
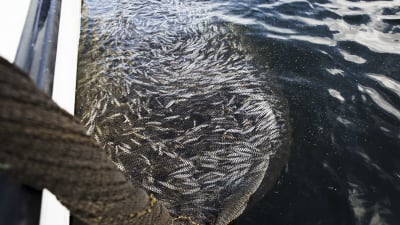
(75, 0, 290, 224)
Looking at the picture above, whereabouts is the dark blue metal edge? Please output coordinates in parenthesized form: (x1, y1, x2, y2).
(0, 173, 42, 225)
(1, 1, 63, 225)
(15, 0, 62, 95)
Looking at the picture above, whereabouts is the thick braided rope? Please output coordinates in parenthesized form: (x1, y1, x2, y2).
(0, 57, 174, 225)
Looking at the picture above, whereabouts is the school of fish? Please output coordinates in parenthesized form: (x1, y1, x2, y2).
(75, 0, 290, 224)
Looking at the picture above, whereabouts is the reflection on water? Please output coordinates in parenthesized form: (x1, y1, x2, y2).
(213, 0, 400, 53)
(220, 0, 400, 224)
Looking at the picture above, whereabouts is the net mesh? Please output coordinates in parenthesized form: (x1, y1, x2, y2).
(75, 0, 290, 224)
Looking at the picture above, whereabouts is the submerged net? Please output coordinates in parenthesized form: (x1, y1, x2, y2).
(76, 0, 290, 224)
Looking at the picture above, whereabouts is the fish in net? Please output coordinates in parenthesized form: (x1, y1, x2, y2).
(75, 0, 290, 224)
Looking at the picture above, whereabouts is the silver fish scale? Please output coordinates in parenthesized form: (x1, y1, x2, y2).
(76, 0, 289, 224)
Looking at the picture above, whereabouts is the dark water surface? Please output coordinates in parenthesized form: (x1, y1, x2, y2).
(229, 0, 400, 224)
(77, 0, 400, 224)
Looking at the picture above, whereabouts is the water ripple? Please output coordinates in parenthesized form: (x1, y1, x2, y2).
(358, 84, 400, 121)
(367, 73, 400, 98)
(213, 0, 400, 53)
